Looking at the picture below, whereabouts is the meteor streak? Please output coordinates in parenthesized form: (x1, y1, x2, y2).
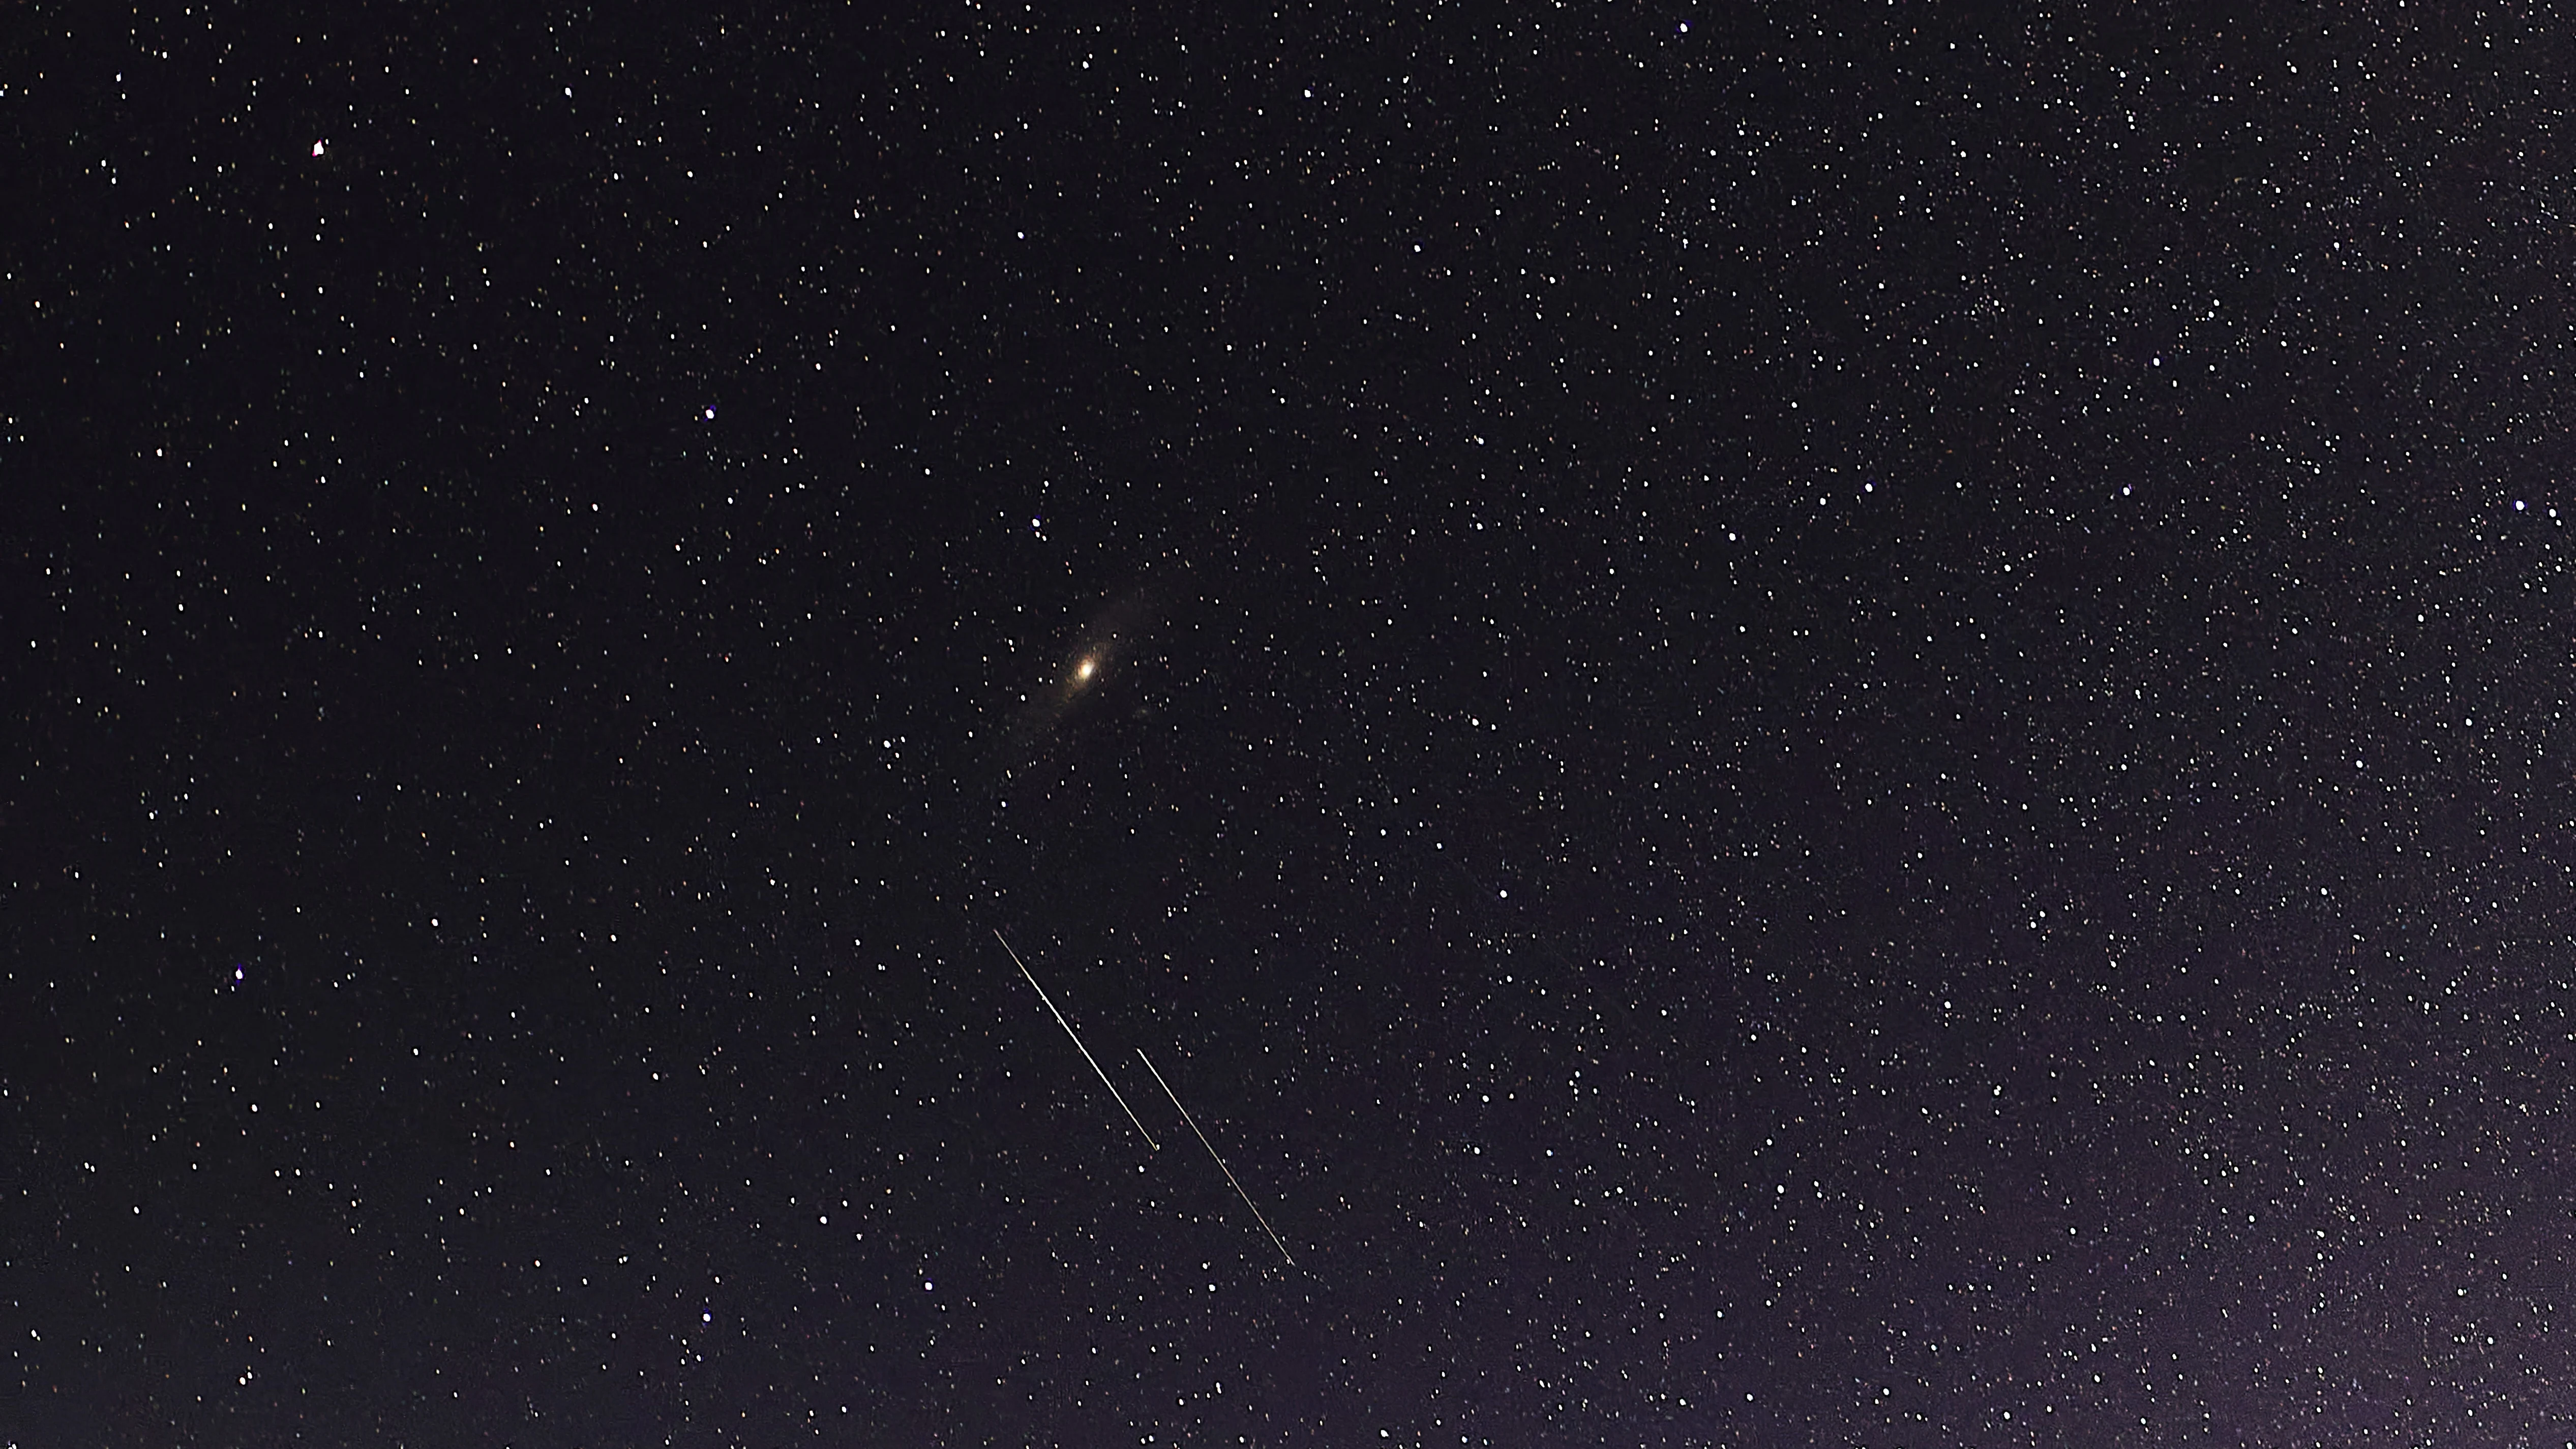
(1139, 1048, 1297, 1269)
(994, 930, 1159, 1151)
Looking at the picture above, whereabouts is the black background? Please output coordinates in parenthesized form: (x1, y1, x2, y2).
(7, 2, 2574, 1443)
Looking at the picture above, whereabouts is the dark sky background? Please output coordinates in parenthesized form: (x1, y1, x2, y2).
(8, 2, 2576, 1444)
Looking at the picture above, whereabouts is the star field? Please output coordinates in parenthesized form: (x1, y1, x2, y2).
(7, 2, 2576, 1445)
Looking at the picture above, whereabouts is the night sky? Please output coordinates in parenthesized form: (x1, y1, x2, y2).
(8, 3, 2576, 1445)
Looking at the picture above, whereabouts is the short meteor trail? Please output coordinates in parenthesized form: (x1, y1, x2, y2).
(1138, 1048, 1297, 1269)
(994, 930, 1159, 1151)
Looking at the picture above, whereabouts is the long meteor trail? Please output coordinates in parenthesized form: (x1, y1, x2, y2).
(994, 930, 1159, 1152)
(1138, 1048, 1297, 1269)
